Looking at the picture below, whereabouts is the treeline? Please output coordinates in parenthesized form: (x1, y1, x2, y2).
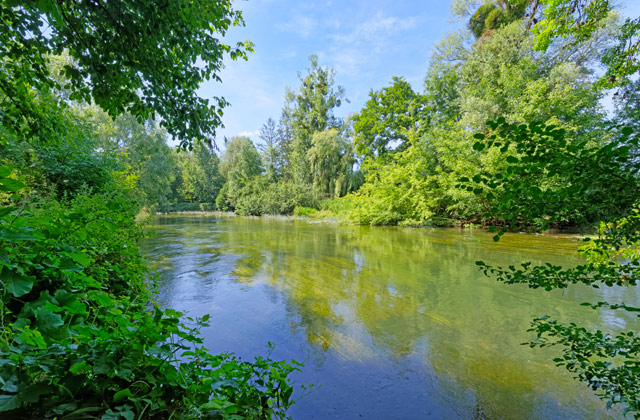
(201, 1, 637, 228)
(161, 56, 363, 216)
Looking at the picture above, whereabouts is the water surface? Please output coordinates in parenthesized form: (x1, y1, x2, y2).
(142, 215, 639, 419)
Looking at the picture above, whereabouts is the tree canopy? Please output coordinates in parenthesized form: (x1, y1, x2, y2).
(0, 0, 252, 147)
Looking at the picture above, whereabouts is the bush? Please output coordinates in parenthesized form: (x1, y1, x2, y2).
(0, 167, 300, 419)
(293, 206, 317, 217)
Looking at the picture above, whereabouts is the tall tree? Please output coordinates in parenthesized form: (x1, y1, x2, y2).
(179, 143, 225, 204)
(352, 77, 426, 162)
(220, 136, 262, 205)
(287, 55, 346, 184)
(258, 118, 282, 183)
(307, 129, 355, 197)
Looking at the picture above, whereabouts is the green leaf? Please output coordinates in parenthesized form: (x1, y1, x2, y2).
(0, 227, 37, 242)
(0, 178, 26, 192)
(64, 252, 92, 268)
(113, 388, 133, 403)
(621, 126, 633, 136)
(473, 142, 485, 151)
(1, 269, 35, 297)
(34, 308, 64, 332)
(0, 206, 16, 218)
(0, 394, 21, 412)
(506, 156, 519, 164)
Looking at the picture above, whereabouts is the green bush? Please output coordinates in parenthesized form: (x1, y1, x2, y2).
(0, 167, 300, 419)
(293, 206, 317, 217)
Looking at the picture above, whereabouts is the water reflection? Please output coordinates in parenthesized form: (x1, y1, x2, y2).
(142, 215, 640, 419)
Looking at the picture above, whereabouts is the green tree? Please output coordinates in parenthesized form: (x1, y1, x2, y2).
(532, 0, 639, 89)
(307, 129, 355, 198)
(468, 0, 530, 38)
(0, 0, 252, 147)
(219, 136, 262, 209)
(461, 1, 640, 415)
(352, 77, 426, 162)
(98, 114, 177, 210)
(179, 143, 225, 204)
(258, 117, 282, 183)
(287, 55, 346, 184)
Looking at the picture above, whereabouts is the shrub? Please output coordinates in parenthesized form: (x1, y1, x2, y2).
(0, 167, 300, 419)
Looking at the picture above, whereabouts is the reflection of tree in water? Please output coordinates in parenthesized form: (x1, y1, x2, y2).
(146, 216, 638, 418)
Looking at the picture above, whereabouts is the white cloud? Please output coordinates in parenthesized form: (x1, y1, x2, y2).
(320, 12, 420, 74)
(236, 130, 261, 137)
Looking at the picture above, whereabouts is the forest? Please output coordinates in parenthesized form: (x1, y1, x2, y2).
(0, 0, 639, 418)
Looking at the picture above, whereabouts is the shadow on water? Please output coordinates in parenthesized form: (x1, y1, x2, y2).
(141, 215, 639, 420)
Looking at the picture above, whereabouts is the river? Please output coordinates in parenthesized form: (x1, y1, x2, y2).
(141, 215, 639, 419)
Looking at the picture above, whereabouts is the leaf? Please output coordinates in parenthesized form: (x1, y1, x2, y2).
(0, 178, 26, 192)
(506, 156, 519, 164)
(0, 394, 21, 412)
(34, 308, 64, 333)
(1, 269, 35, 297)
(64, 252, 92, 268)
(113, 388, 133, 403)
(0, 227, 37, 242)
(0, 206, 16, 218)
(473, 142, 485, 151)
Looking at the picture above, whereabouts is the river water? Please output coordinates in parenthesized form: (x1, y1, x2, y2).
(141, 215, 639, 419)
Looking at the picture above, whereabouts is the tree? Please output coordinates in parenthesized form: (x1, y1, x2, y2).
(258, 117, 282, 183)
(468, 0, 530, 38)
(307, 129, 355, 197)
(531, 0, 639, 89)
(179, 143, 225, 204)
(352, 77, 426, 162)
(219, 136, 262, 209)
(0, 1, 252, 148)
(287, 55, 346, 184)
(93, 114, 176, 209)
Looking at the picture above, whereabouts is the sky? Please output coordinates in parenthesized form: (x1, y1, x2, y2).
(200, 0, 640, 147)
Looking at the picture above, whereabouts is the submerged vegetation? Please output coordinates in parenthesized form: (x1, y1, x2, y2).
(1, 0, 639, 417)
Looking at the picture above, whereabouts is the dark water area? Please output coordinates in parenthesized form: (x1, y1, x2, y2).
(141, 215, 640, 419)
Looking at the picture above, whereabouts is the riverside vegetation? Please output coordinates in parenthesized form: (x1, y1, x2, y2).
(0, 1, 299, 418)
(1, 0, 639, 418)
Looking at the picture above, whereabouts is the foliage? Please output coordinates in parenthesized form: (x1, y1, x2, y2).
(0, 0, 252, 148)
(259, 118, 284, 183)
(465, 118, 640, 415)
(468, 1, 528, 38)
(0, 105, 119, 198)
(285, 56, 346, 183)
(352, 77, 426, 161)
(532, 0, 639, 89)
(97, 114, 177, 210)
(0, 167, 300, 419)
(308, 129, 355, 198)
(177, 143, 225, 205)
(293, 206, 318, 217)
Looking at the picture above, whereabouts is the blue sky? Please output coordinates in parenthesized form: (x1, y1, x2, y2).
(200, 0, 640, 147)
